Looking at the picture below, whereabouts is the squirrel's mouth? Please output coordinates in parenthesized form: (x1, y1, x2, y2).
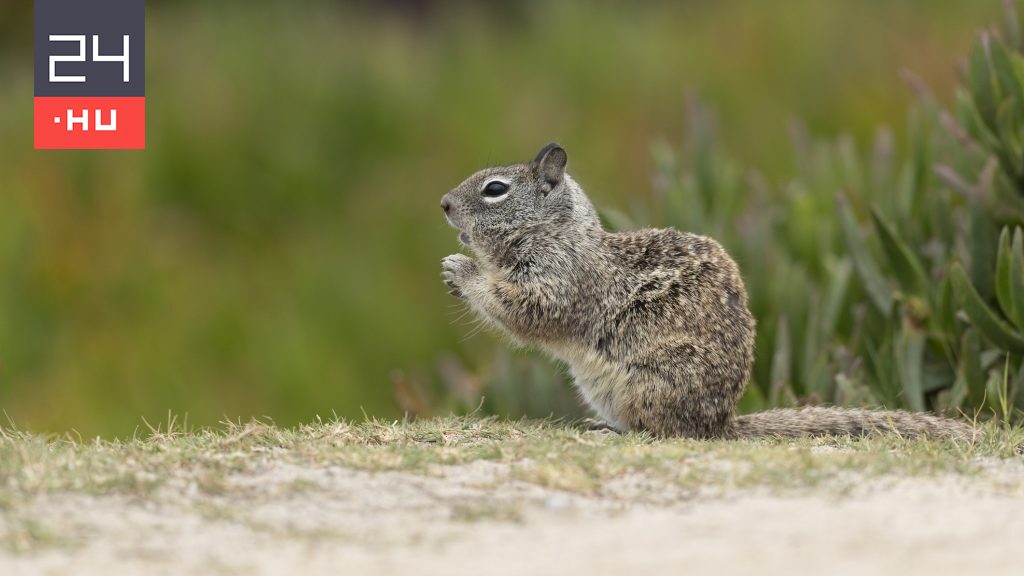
(445, 214, 471, 245)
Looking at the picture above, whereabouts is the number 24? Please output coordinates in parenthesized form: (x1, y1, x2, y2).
(49, 35, 130, 83)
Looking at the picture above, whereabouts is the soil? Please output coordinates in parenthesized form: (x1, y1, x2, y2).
(3, 457, 1023, 576)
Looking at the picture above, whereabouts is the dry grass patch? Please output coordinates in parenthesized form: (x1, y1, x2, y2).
(1, 415, 1022, 555)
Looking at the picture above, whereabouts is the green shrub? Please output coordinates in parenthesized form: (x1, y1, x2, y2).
(0, 1, 1006, 435)
(447, 3, 1024, 425)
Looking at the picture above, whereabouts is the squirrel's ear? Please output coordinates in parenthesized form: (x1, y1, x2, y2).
(532, 142, 567, 194)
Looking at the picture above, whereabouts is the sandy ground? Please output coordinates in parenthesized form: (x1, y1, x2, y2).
(3, 457, 1024, 576)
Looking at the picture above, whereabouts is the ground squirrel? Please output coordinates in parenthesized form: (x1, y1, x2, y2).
(440, 143, 972, 440)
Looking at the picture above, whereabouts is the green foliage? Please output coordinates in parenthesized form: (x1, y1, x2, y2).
(0, 1, 1012, 436)
(617, 5, 1024, 423)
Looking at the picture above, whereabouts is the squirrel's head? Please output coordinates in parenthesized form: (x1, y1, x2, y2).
(441, 143, 601, 258)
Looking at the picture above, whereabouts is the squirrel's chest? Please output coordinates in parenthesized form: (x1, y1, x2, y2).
(549, 343, 629, 429)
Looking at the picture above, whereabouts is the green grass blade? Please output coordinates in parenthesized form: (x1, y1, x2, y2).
(1011, 228, 1024, 330)
(951, 263, 1024, 354)
(836, 194, 893, 316)
(996, 97, 1024, 179)
(864, 335, 900, 406)
(1004, 0, 1023, 52)
(990, 39, 1024, 114)
(991, 38, 1024, 109)
(935, 274, 956, 348)
(870, 206, 930, 296)
(969, 203, 998, 301)
(895, 322, 927, 412)
(996, 227, 1015, 323)
(821, 258, 853, 336)
(960, 328, 987, 408)
(769, 317, 792, 406)
(969, 34, 999, 134)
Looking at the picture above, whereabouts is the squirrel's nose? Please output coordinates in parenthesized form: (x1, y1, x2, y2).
(441, 197, 451, 214)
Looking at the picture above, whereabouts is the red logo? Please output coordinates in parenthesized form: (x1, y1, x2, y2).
(34, 96, 145, 149)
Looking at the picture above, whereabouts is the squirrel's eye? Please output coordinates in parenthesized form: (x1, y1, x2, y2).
(483, 181, 509, 197)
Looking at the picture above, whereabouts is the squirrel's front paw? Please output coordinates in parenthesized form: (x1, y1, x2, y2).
(441, 253, 478, 298)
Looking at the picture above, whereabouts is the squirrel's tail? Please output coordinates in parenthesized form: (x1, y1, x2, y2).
(730, 407, 975, 440)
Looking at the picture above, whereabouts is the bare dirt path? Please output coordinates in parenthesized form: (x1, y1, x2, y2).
(3, 419, 1024, 575)
(4, 457, 1024, 576)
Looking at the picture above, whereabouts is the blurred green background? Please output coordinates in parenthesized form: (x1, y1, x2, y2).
(0, 0, 1007, 437)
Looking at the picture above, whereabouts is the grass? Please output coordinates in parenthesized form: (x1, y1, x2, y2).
(3, 415, 1021, 486)
(1, 415, 1022, 554)
(1, 415, 1021, 500)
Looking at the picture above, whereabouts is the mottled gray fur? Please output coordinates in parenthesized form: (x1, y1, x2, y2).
(440, 143, 973, 440)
